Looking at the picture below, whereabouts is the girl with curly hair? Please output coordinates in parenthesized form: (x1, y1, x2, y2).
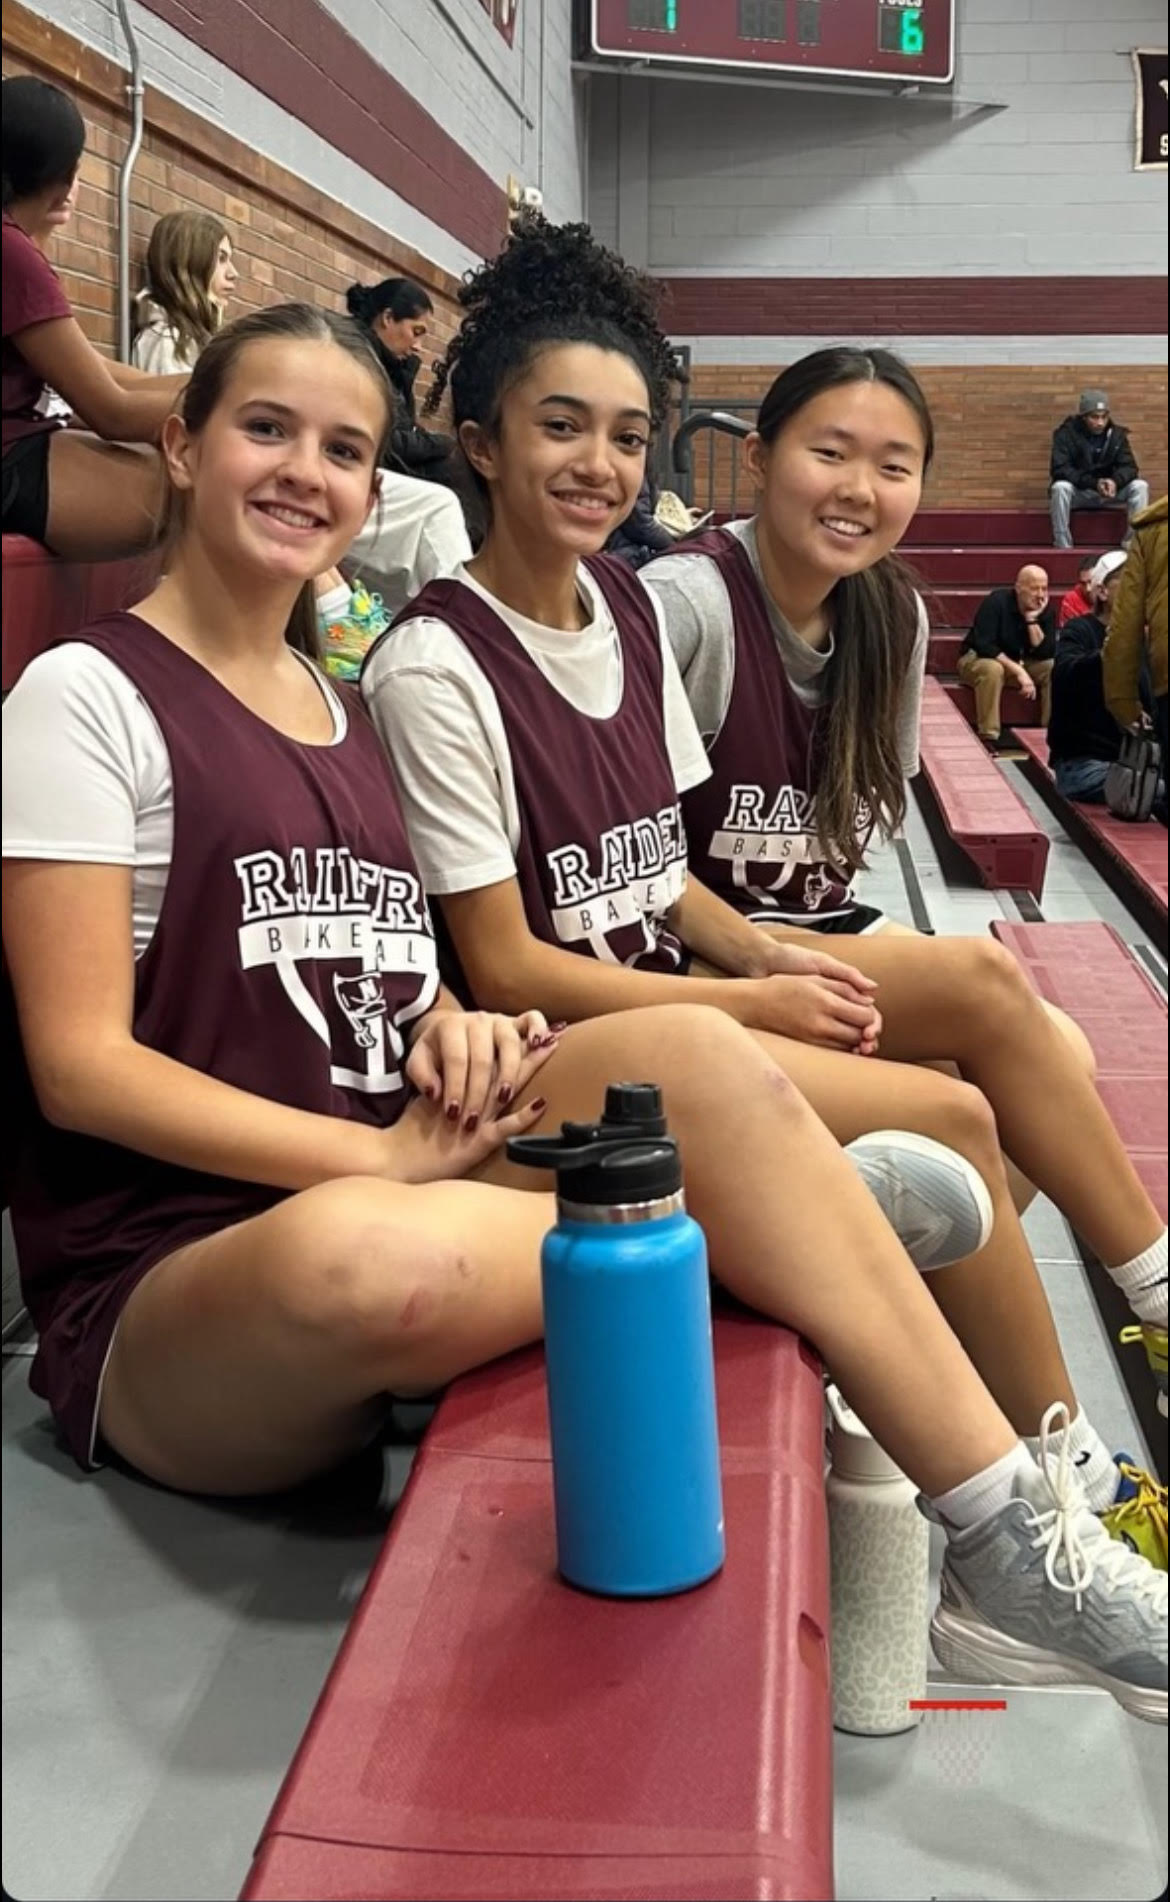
(360, 217, 1167, 1542)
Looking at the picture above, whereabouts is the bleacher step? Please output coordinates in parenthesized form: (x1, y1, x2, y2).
(907, 507, 1127, 547)
(910, 546, 1091, 587)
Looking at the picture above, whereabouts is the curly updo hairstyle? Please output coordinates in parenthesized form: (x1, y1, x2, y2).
(425, 213, 679, 447)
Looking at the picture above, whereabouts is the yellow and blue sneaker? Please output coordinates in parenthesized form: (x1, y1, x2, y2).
(320, 579, 390, 684)
(1120, 1321, 1168, 1420)
(1101, 1457, 1167, 1570)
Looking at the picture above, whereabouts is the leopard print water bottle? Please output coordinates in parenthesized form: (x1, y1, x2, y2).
(826, 1386, 931, 1735)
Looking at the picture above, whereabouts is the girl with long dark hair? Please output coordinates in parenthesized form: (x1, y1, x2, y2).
(641, 346, 1167, 1414)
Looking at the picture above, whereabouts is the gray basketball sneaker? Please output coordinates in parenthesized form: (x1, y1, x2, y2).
(930, 1404, 1168, 1725)
(846, 1130, 995, 1273)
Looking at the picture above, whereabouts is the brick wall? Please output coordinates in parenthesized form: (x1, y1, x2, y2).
(2, 9, 465, 399)
(684, 364, 1169, 514)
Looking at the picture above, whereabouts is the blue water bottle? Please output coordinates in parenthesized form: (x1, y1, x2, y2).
(508, 1083, 725, 1597)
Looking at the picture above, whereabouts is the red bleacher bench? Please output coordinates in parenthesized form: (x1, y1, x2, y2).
(2, 535, 162, 692)
(990, 920, 1168, 1222)
(943, 679, 1043, 733)
(1014, 730, 1168, 947)
(240, 1311, 833, 1902)
(917, 678, 1050, 897)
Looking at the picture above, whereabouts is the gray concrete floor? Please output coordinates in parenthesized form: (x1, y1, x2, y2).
(3, 778, 1167, 1902)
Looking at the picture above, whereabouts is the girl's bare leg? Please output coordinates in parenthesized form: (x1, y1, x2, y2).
(746, 1028, 1077, 1437)
(760, 925, 1160, 1265)
(45, 431, 168, 561)
(99, 1006, 1018, 1498)
(868, 919, 1091, 1217)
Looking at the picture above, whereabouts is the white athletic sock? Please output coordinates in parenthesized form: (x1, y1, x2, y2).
(1024, 1407, 1117, 1512)
(1107, 1228, 1168, 1327)
(930, 1441, 1036, 1533)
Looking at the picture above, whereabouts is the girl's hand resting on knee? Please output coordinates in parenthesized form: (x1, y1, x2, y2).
(755, 937, 877, 1001)
(388, 1008, 562, 1182)
(406, 1008, 561, 1131)
(738, 974, 882, 1055)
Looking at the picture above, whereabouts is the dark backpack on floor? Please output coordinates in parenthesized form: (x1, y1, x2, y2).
(1104, 729, 1162, 822)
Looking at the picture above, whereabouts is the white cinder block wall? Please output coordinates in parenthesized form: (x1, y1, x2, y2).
(587, 0, 1168, 279)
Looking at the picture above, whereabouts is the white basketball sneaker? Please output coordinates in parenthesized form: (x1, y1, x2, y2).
(846, 1130, 995, 1273)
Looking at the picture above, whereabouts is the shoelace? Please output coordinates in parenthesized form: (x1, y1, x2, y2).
(1026, 1403, 1168, 1612)
(1108, 1463, 1169, 1561)
(1119, 1322, 1167, 1363)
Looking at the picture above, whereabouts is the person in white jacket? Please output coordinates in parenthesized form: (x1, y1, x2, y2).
(131, 211, 238, 376)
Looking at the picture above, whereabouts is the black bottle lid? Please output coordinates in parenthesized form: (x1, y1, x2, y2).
(507, 1084, 681, 1206)
(600, 1082, 668, 1137)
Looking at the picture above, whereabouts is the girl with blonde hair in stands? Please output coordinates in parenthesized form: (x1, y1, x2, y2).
(3, 300, 1164, 1715)
(132, 210, 239, 376)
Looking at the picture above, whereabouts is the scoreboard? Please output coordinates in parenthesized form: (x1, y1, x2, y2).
(589, 0, 956, 85)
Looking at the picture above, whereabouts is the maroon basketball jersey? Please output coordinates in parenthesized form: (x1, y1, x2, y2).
(662, 529, 855, 922)
(10, 615, 439, 1466)
(382, 557, 686, 976)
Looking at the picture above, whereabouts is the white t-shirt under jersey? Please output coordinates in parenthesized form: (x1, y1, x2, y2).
(641, 515, 928, 777)
(362, 563, 711, 899)
(2, 642, 348, 959)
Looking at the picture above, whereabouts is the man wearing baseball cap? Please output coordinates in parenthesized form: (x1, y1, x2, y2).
(1049, 552, 1139, 804)
(1049, 391, 1149, 549)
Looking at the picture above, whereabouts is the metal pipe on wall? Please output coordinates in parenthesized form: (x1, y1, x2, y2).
(112, 0, 145, 363)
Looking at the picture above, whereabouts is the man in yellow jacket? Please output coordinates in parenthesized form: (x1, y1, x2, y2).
(1104, 494, 1168, 766)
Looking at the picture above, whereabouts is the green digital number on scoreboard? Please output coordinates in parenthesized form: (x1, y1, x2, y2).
(878, 3, 925, 57)
(629, 0, 678, 29)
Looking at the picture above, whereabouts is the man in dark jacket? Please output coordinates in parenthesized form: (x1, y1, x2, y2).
(1049, 390, 1149, 548)
(957, 563, 1056, 750)
(1048, 552, 1130, 802)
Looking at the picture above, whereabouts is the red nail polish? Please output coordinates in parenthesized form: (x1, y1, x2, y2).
(498, 1083, 513, 1106)
(464, 1113, 479, 1134)
(548, 1020, 568, 1033)
(529, 1096, 548, 1114)
(446, 1102, 461, 1122)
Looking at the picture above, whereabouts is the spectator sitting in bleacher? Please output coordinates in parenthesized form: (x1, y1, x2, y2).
(345, 276, 454, 478)
(1049, 552, 1137, 805)
(956, 563, 1056, 752)
(1, 77, 187, 560)
(1049, 390, 1149, 550)
(1105, 494, 1168, 773)
(131, 210, 238, 376)
(1057, 553, 1096, 628)
(604, 472, 675, 569)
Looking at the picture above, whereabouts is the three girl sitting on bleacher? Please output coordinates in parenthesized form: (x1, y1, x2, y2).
(1, 207, 1165, 1715)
